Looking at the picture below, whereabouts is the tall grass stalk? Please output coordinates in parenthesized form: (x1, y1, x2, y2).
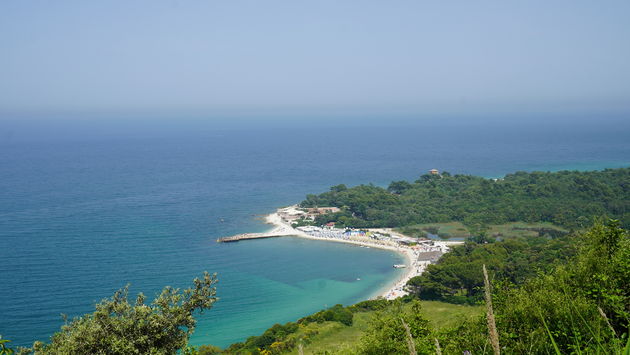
(400, 318, 417, 355)
(539, 310, 562, 355)
(597, 306, 617, 337)
(434, 338, 442, 355)
(482, 264, 500, 355)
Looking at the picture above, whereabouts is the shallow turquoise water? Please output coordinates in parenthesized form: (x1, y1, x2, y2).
(192, 237, 404, 347)
(1, 122, 628, 348)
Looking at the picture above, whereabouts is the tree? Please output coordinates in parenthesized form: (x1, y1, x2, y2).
(568, 219, 630, 334)
(21, 272, 218, 355)
(330, 184, 348, 193)
(438, 220, 629, 353)
(300, 168, 630, 230)
(387, 181, 412, 195)
(183, 344, 222, 355)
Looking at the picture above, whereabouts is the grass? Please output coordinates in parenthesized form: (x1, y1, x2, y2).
(284, 312, 372, 355)
(487, 222, 567, 239)
(417, 301, 483, 329)
(284, 301, 483, 354)
(397, 221, 567, 240)
(397, 222, 470, 239)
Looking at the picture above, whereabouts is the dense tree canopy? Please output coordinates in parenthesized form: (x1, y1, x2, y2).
(438, 220, 630, 353)
(300, 168, 630, 229)
(407, 235, 577, 304)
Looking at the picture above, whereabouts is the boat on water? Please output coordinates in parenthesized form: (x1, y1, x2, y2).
(393, 264, 407, 268)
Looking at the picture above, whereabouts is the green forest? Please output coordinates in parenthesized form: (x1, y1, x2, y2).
(300, 168, 630, 230)
(407, 234, 577, 304)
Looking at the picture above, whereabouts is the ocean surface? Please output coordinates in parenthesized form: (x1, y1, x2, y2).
(1, 121, 629, 348)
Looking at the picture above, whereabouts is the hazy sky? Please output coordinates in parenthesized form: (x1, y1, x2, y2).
(1, 0, 630, 120)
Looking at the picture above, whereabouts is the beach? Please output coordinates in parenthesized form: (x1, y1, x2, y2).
(262, 205, 461, 300)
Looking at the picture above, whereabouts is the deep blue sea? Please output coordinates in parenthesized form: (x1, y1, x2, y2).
(1, 121, 629, 348)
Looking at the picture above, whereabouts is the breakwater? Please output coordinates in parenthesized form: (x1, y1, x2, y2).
(217, 231, 291, 243)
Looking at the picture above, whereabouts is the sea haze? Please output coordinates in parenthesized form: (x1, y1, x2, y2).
(1, 120, 629, 348)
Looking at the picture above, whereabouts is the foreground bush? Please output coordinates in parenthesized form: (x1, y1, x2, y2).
(438, 220, 630, 353)
(20, 272, 218, 355)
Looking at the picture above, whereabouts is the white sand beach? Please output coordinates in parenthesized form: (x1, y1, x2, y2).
(262, 205, 462, 300)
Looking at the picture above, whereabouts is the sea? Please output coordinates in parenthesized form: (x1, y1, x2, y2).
(1, 118, 629, 348)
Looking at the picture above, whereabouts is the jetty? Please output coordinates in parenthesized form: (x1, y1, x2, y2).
(217, 231, 293, 243)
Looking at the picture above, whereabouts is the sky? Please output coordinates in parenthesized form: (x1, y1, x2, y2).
(1, 0, 630, 125)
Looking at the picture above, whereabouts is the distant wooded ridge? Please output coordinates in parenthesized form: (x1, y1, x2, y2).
(300, 167, 630, 230)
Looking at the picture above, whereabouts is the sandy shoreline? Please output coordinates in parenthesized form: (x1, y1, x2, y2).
(262, 206, 444, 300)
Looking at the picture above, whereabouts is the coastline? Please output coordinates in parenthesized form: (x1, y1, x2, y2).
(262, 206, 456, 300)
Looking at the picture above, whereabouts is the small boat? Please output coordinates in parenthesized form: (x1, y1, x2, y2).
(393, 264, 407, 268)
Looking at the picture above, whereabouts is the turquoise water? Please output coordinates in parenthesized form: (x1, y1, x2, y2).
(1, 122, 629, 348)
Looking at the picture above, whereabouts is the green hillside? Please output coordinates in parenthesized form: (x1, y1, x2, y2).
(300, 168, 630, 229)
(215, 220, 629, 355)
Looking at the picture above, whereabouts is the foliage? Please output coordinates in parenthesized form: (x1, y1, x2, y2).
(181, 344, 223, 355)
(226, 304, 359, 354)
(224, 321, 302, 354)
(183, 344, 223, 355)
(569, 220, 630, 331)
(298, 304, 354, 326)
(219, 300, 483, 354)
(196, 344, 222, 355)
(300, 168, 630, 229)
(241, 221, 627, 354)
(357, 300, 433, 355)
(437, 220, 630, 353)
(1, 337, 15, 355)
(346, 299, 391, 313)
(20, 272, 218, 355)
(407, 235, 576, 303)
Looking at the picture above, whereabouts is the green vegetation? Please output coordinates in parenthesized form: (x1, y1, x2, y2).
(217, 220, 628, 354)
(397, 221, 568, 240)
(487, 221, 568, 238)
(415, 300, 483, 330)
(436, 220, 630, 353)
(18, 272, 218, 355)
(284, 312, 370, 355)
(356, 300, 433, 354)
(300, 168, 630, 229)
(21, 218, 621, 354)
(407, 234, 577, 304)
(219, 300, 482, 355)
(397, 221, 471, 239)
(0, 337, 15, 355)
(299, 304, 354, 326)
(224, 303, 364, 354)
